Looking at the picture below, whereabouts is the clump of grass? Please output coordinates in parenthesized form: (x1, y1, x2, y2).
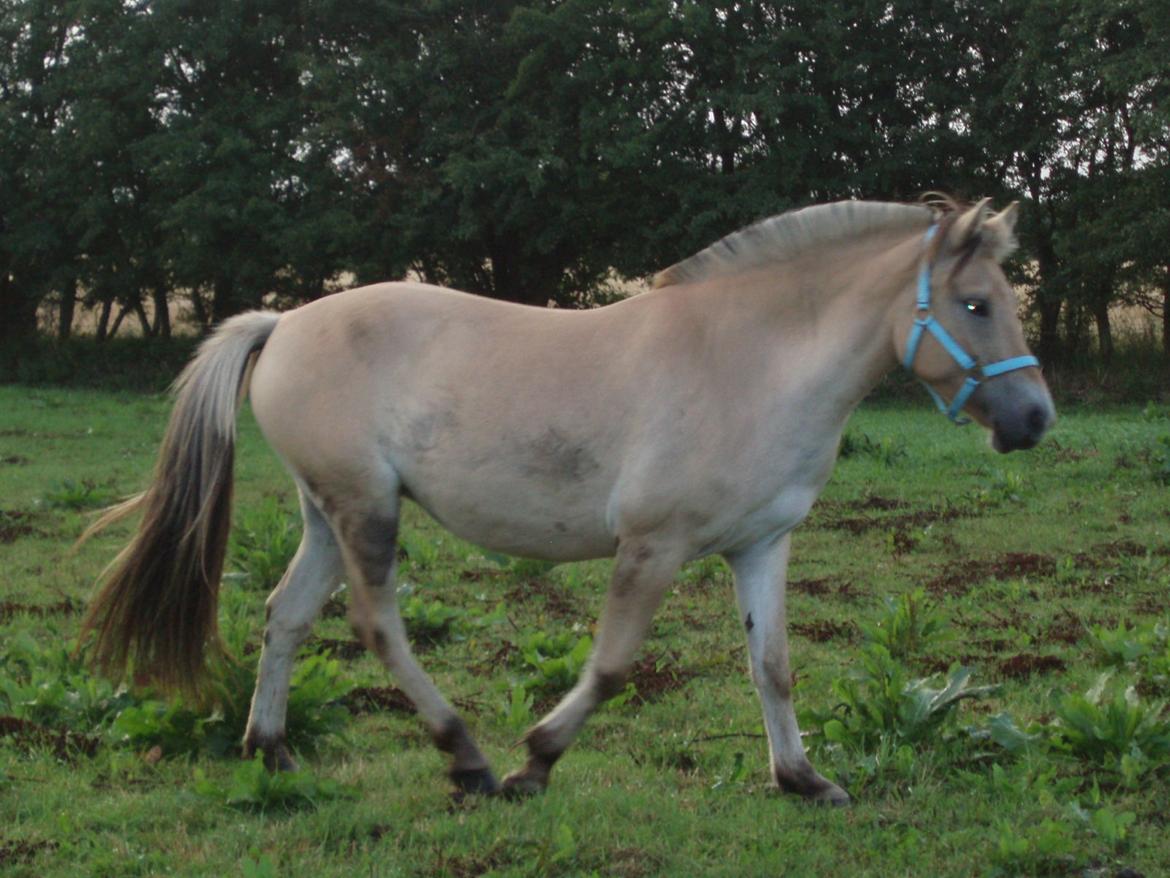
(1047, 673, 1170, 786)
(42, 479, 117, 510)
(228, 497, 300, 591)
(838, 430, 907, 465)
(193, 753, 357, 812)
(858, 588, 950, 660)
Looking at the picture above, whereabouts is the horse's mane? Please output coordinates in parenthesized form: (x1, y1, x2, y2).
(652, 199, 940, 289)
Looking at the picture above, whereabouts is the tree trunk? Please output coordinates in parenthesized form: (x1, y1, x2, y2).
(96, 298, 113, 342)
(152, 285, 171, 337)
(0, 275, 39, 368)
(1162, 268, 1170, 369)
(57, 277, 77, 340)
(107, 303, 131, 339)
(212, 276, 238, 323)
(1091, 299, 1113, 364)
(132, 299, 152, 336)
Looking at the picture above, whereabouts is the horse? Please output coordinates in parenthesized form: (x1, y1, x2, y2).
(80, 196, 1054, 805)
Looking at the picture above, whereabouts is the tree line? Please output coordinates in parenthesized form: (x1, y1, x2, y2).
(2, 0, 1167, 365)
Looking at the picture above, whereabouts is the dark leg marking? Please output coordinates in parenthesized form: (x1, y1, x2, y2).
(242, 731, 298, 772)
(344, 513, 399, 587)
(432, 716, 500, 796)
(593, 669, 628, 701)
(773, 762, 850, 806)
(501, 725, 561, 800)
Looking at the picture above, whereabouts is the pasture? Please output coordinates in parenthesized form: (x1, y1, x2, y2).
(1, 384, 1168, 877)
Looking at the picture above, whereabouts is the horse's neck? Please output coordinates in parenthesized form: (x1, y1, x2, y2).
(704, 241, 913, 423)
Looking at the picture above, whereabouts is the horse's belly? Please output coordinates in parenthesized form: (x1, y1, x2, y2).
(400, 464, 619, 562)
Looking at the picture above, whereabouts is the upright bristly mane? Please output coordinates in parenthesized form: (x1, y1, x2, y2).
(652, 200, 936, 289)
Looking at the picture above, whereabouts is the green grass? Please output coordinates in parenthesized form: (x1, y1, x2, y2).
(2, 385, 1169, 876)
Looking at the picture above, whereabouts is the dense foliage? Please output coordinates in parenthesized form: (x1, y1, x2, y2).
(1, 0, 1167, 364)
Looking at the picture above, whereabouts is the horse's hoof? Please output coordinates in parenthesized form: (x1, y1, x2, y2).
(774, 763, 850, 806)
(500, 770, 548, 799)
(243, 736, 298, 772)
(450, 766, 501, 797)
(810, 782, 851, 807)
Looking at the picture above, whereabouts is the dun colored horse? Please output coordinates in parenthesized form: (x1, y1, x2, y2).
(82, 197, 1053, 804)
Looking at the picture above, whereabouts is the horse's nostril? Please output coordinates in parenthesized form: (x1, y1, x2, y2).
(1026, 405, 1048, 436)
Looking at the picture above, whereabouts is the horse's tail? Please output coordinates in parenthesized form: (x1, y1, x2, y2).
(78, 311, 281, 696)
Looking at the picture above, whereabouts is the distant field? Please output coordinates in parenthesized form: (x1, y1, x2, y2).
(2, 385, 1168, 877)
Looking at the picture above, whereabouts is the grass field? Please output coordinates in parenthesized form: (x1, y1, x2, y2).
(2, 385, 1169, 877)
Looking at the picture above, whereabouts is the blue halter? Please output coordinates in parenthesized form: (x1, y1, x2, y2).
(904, 225, 1040, 424)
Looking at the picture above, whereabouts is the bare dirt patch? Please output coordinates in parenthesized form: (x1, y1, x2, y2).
(0, 597, 78, 621)
(926, 552, 1056, 596)
(0, 715, 100, 759)
(814, 502, 974, 535)
(505, 578, 582, 620)
(791, 619, 855, 642)
(0, 510, 40, 544)
(343, 686, 415, 716)
(789, 577, 835, 597)
(630, 653, 695, 704)
(0, 839, 58, 867)
(996, 653, 1068, 679)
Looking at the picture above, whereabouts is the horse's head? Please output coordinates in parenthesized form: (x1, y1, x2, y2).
(895, 198, 1055, 452)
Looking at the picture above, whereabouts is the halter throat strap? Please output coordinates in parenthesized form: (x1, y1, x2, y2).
(903, 224, 1039, 424)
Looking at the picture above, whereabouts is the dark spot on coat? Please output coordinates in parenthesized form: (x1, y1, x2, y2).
(404, 410, 458, 454)
(521, 428, 600, 482)
(744, 613, 754, 632)
(554, 521, 568, 533)
(343, 513, 398, 586)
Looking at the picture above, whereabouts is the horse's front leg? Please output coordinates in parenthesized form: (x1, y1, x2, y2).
(726, 533, 850, 805)
(502, 536, 684, 795)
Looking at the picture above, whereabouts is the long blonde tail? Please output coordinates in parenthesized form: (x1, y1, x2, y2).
(79, 311, 280, 695)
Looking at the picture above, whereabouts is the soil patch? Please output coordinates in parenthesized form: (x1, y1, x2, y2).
(343, 686, 415, 716)
(1074, 540, 1170, 569)
(630, 653, 695, 704)
(0, 597, 78, 621)
(791, 619, 855, 642)
(996, 654, 1068, 679)
(789, 577, 835, 597)
(0, 455, 30, 466)
(927, 552, 1056, 596)
(505, 578, 582, 620)
(1042, 613, 1086, 646)
(815, 502, 974, 535)
(0, 510, 39, 544)
(0, 839, 58, 867)
(0, 715, 100, 759)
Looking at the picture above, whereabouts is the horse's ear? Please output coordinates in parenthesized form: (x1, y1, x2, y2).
(981, 202, 1019, 262)
(944, 196, 993, 253)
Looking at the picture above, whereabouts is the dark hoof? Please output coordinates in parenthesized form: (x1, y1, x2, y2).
(449, 766, 500, 797)
(774, 763, 850, 806)
(243, 736, 298, 772)
(500, 769, 548, 800)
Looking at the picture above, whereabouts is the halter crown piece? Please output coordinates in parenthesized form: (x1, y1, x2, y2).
(903, 224, 1040, 424)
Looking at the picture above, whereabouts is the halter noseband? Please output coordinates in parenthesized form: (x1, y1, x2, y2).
(904, 225, 1039, 424)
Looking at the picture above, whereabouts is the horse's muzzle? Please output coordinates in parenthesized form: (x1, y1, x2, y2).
(991, 398, 1054, 453)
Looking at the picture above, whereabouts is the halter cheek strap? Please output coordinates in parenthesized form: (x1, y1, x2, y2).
(904, 224, 1040, 424)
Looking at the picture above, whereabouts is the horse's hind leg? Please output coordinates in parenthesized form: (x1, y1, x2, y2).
(336, 489, 499, 796)
(727, 534, 849, 805)
(244, 489, 343, 770)
(502, 536, 684, 795)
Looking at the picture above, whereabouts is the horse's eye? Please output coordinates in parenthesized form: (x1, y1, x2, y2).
(965, 299, 990, 317)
